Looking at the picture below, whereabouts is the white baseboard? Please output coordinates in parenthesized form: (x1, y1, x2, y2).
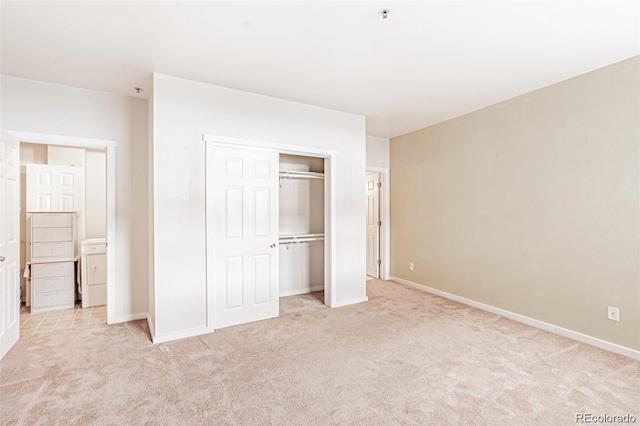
(331, 296, 369, 308)
(151, 326, 214, 344)
(108, 312, 148, 324)
(390, 276, 640, 360)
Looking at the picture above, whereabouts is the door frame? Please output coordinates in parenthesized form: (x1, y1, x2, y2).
(366, 166, 390, 280)
(203, 134, 337, 330)
(6, 130, 117, 324)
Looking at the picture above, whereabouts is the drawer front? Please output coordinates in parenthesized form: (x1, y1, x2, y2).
(82, 244, 105, 255)
(87, 254, 106, 285)
(32, 242, 74, 259)
(32, 290, 74, 308)
(32, 213, 72, 228)
(32, 276, 73, 294)
(31, 262, 74, 278)
(32, 227, 73, 243)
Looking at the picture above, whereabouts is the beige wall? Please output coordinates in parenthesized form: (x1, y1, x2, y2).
(390, 56, 639, 351)
(85, 149, 106, 238)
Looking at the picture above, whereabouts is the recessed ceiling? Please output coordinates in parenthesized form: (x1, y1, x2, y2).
(1, 1, 638, 138)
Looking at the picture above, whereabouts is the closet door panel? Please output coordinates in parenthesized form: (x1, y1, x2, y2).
(225, 158, 244, 177)
(253, 188, 272, 237)
(224, 256, 244, 310)
(253, 254, 271, 305)
(253, 160, 271, 178)
(207, 144, 279, 329)
(225, 187, 244, 239)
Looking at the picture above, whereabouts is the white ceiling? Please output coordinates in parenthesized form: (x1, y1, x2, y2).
(2, 1, 638, 138)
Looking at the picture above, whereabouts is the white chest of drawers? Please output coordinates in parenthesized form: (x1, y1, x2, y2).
(30, 261, 75, 313)
(29, 212, 76, 263)
(28, 212, 77, 313)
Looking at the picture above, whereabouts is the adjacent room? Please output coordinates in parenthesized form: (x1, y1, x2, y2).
(18, 142, 108, 330)
(0, 1, 638, 424)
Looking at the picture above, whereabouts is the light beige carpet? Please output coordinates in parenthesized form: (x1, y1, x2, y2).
(1, 280, 638, 425)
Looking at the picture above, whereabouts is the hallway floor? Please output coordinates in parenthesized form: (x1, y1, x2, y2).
(20, 303, 106, 335)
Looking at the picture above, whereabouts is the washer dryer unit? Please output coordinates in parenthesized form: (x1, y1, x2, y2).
(81, 238, 106, 308)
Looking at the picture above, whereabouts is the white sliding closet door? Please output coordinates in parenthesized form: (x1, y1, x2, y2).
(207, 145, 279, 329)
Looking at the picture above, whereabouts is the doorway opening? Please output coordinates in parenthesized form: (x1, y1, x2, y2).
(8, 131, 117, 324)
(366, 172, 381, 279)
(365, 167, 390, 281)
(19, 141, 108, 334)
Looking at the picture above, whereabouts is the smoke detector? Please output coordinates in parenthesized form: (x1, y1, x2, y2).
(379, 8, 391, 19)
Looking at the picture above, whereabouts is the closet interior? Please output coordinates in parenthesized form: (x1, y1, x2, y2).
(20, 143, 107, 314)
(278, 154, 325, 297)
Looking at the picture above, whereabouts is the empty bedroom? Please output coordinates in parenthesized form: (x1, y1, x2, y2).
(1, 1, 638, 424)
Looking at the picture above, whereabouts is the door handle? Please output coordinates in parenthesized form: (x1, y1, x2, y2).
(0, 256, 5, 262)
(270, 243, 276, 248)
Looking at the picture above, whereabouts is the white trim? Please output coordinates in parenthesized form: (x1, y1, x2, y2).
(204, 142, 214, 333)
(324, 155, 337, 307)
(146, 314, 155, 337)
(390, 276, 640, 360)
(8, 131, 117, 149)
(203, 134, 336, 158)
(204, 134, 338, 318)
(331, 296, 369, 308)
(7, 130, 118, 325)
(152, 326, 214, 344)
(105, 145, 116, 324)
(366, 166, 390, 280)
(110, 312, 148, 324)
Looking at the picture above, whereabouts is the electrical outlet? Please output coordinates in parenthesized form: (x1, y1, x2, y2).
(607, 306, 619, 322)
(409, 263, 414, 271)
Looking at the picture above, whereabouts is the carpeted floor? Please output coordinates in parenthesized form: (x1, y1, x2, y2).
(1, 280, 638, 425)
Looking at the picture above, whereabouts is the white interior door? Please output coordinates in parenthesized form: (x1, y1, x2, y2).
(207, 144, 279, 329)
(1, 132, 20, 360)
(26, 163, 85, 212)
(366, 172, 381, 278)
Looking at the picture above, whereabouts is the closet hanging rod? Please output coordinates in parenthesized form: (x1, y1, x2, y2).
(279, 172, 324, 188)
(278, 171, 324, 179)
(279, 233, 324, 240)
(278, 237, 325, 244)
